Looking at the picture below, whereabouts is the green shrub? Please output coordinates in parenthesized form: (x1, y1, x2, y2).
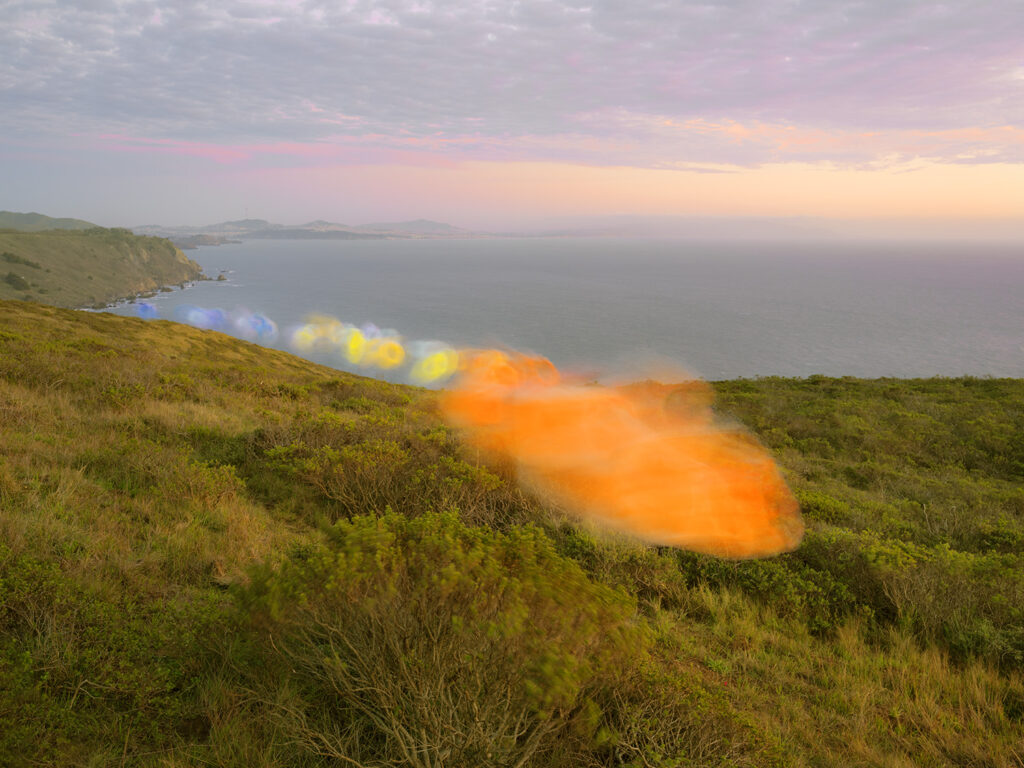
(3, 272, 29, 291)
(0, 545, 223, 762)
(1, 253, 40, 269)
(234, 512, 643, 767)
(257, 409, 534, 527)
(677, 544, 863, 634)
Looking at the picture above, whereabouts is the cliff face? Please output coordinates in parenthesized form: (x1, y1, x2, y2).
(109, 231, 205, 295)
(0, 227, 204, 308)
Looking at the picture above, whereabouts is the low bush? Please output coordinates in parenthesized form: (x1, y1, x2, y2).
(1, 252, 41, 269)
(3, 272, 29, 291)
(233, 512, 644, 767)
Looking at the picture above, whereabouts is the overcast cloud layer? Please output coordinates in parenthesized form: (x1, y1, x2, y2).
(4, 0, 1024, 170)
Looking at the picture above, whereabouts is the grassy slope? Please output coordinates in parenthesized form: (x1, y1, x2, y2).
(0, 300, 1021, 767)
(0, 211, 96, 231)
(0, 228, 204, 308)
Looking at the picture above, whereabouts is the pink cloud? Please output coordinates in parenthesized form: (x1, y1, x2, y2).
(91, 134, 453, 166)
(90, 117, 1024, 175)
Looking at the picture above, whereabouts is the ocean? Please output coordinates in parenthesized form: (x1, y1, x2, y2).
(102, 237, 1024, 381)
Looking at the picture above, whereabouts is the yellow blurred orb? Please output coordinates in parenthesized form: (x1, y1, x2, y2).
(343, 329, 366, 363)
(291, 324, 318, 351)
(367, 338, 406, 369)
(410, 349, 459, 384)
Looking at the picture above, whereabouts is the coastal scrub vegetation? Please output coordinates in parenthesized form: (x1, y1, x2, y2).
(0, 228, 203, 309)
(0, 299, 1022, 766)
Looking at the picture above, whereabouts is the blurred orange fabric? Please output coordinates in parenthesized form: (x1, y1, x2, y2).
(442, 350, 803, 559)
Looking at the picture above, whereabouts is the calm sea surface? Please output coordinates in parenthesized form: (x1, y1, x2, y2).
(102, 237, 1024, 381)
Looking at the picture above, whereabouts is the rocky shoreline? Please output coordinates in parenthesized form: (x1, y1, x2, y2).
(79, 272, 214, 311)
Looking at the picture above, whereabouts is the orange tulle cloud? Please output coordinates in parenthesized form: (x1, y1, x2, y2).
(441, 350, 803, 559)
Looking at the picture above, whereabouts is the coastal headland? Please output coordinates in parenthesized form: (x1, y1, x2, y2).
(0, 224, 204, 308)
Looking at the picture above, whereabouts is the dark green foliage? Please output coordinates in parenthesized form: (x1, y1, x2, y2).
(234, 512, 644, 767)
(705, 376, 1024, 668)
(3, 272, 29, 290)
(1, 252, 41, 269)
(0, 545, 223, 762)
(255, 402, 537, 528)
(676, 544, 864, 634)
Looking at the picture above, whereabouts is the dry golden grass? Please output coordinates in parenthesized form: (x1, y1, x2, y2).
(657, 586, 1024, 767)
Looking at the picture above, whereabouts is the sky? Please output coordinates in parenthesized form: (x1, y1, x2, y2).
(2, 0, 1024, 233)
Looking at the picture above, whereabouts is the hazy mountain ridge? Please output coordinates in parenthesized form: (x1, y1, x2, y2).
(131, 217, 474, 246)
(359, 218, 466, 234)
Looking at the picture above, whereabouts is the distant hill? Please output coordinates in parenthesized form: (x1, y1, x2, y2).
(207, 219, 275, 233)
(359, 219, 464, 234)
(0, 227, 204, 308)
(169, 234, 241, 250)
(0, 210, 96, 231)
(298, 219, 355, 230)
(131, 219, 276, 238)
(131, 217, 470, 244)
(245, 227, 386, 240)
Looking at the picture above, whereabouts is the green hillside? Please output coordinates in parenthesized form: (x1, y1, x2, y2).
(0, 227, 203, 308)
(0, 300, 1021, 766)
(0, 210, 96, 231)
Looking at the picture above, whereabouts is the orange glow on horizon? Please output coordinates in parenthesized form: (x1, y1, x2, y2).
(247, 158, 1024, 225)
